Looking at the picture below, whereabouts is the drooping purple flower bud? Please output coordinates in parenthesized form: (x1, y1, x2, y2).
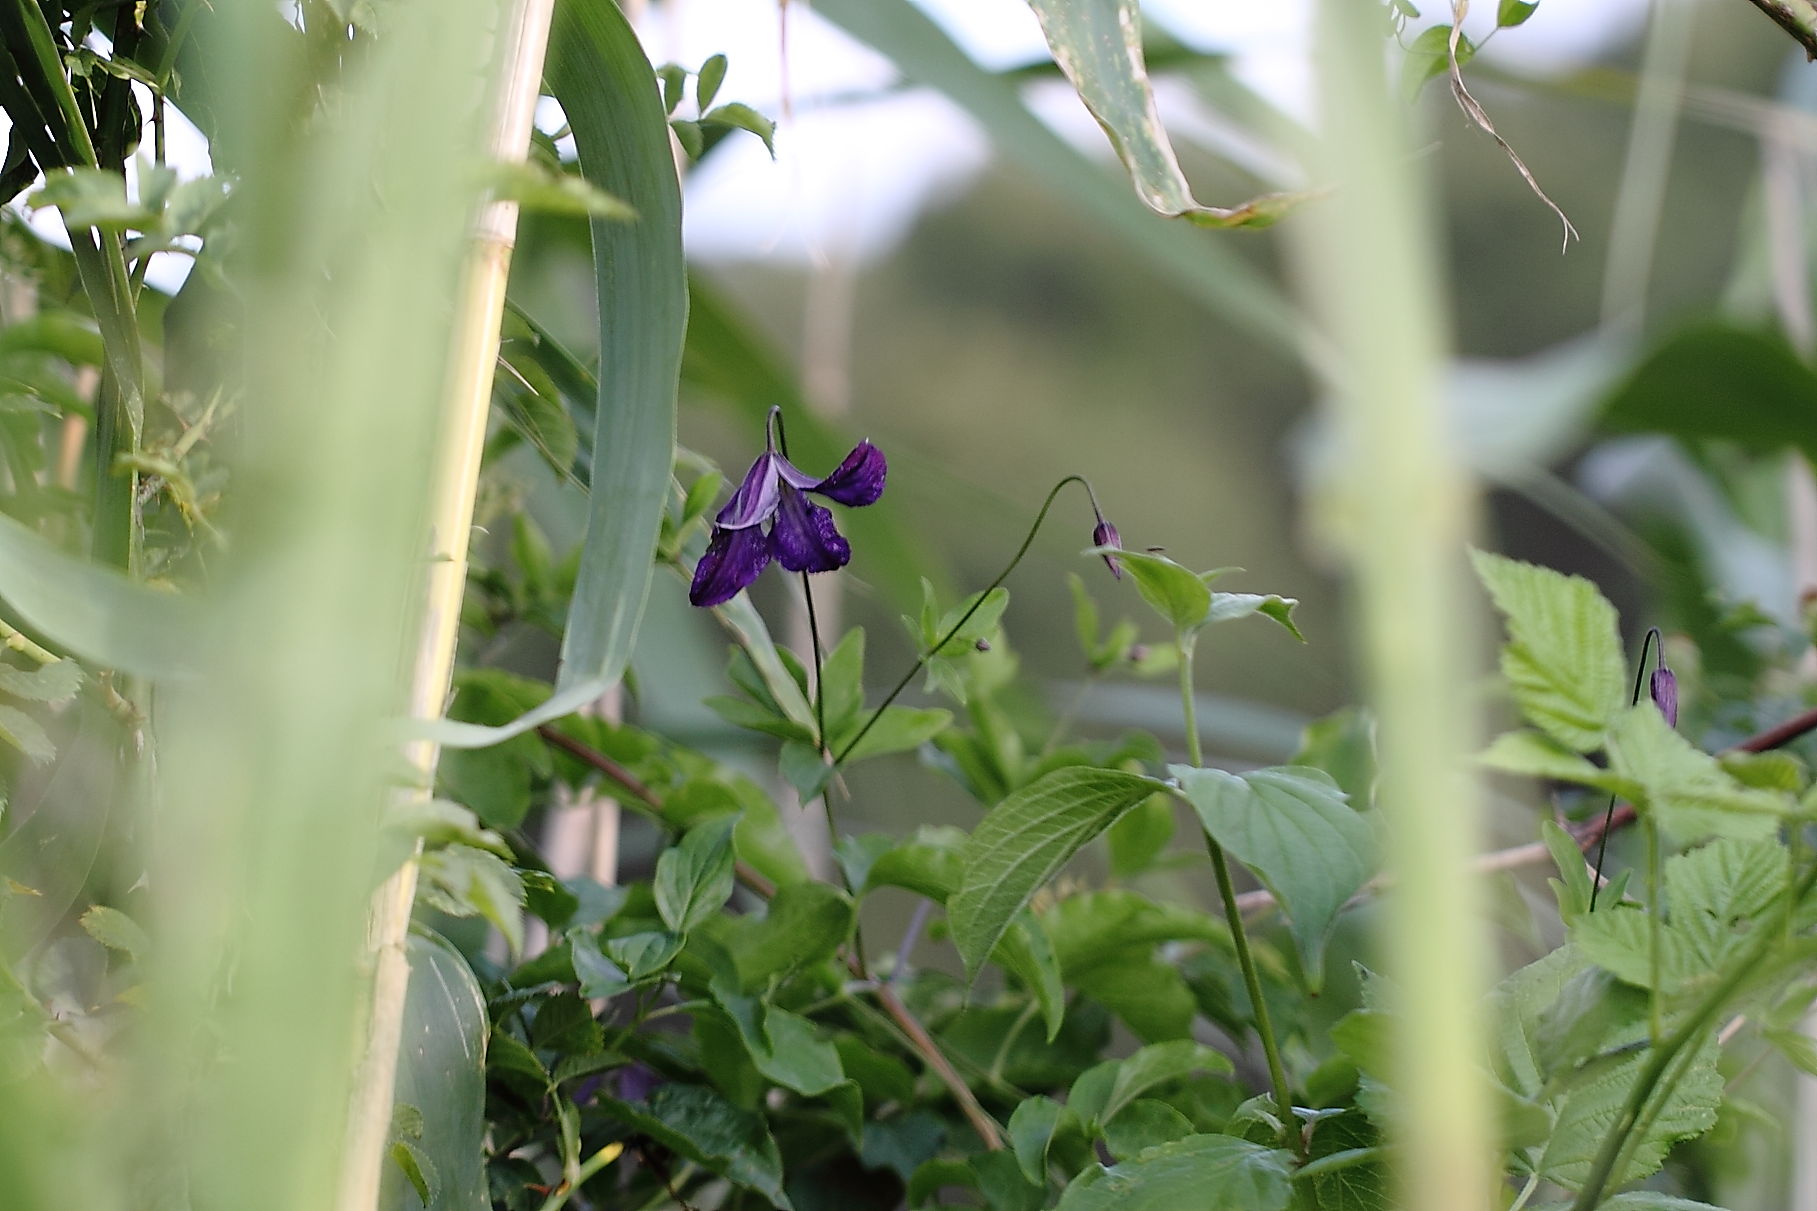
(1092, 519, 1122, 580)
(1650, 665, 1678, 729)
(687, 423, 887, 607)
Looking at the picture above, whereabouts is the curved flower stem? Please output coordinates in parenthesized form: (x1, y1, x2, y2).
(1590, 627, 1659, 911)
(832, 474, 1103, 766)
(1570, 860, 1817, 1211)
(1178, 635, 1302, 1159)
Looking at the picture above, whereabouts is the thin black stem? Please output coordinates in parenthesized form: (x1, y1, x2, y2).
(801, 572, 829, 753)
(832, 474, 1100, 766)
(1590, 627, 1660, 911)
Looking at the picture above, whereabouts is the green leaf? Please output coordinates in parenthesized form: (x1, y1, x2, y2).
(0, 705, 54, 763)
(603, 931, 683, 981)
(1068, 1040, 1236, 1130)
(818, 627, 867, 737)
(416, 846, 526, 956)
(1113, 550, 1210, 634)
(1206, 593, 1304, 641)
(1009, 1096, 1079, 1185)
(923, 584, 1010, 654)
(432, 0, 685, 747)
(1479, 730, 1628, 794)
(30, 167, 155, 229)
(1401, 25, 1475, 99)
(1106, 794, 1175, 878)
(382, 933, 488, 1211)
(388, 1141, 436, 1208)
(485, 160, 636, 221)
(0, 658, 82, 702)
(1599, 323, 1817, 467)
(1529, 1197, 1726, 1211)
(0, 511, 192, 679)
(1069, 952, 1198, 1042)
(79, 905, 148, 962)
(567, 930, 631, 999)
(1103, 1099, 1194, 1160)
(844, 826, 966, 900)
(1170, 765, 1372, 979)
(597, 1084, 793, 1209)
(998, 910, 1068, 1042)
(1498, 0, 1541, 26)
(1056, 1134, 1294, 1211)
(1023, 0, 1307, 227)
(725, 881, 853, 989)
(1470, 550, 1627, 751)
(700, 103, 776, 156)
(1605, 705, 1789, 844)
(696, 53, 728, 109)
(654, 817, 737, 933)
(950, 767, 1162, 980)
(837, 705, 952, 763)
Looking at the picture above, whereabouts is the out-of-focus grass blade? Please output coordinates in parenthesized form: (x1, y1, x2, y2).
(813, 0, 1309, 363)
(437, 0, 685, 749)
(0, 511, 191, 679)
(1024, 0, 1310, 228)
(379, 933, 489, 1211)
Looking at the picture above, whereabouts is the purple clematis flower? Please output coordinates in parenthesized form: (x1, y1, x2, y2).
(689, 418, 887, 608)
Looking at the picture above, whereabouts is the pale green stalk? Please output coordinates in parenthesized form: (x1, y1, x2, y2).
(1290, 5, 1491, 1210)
(140, 6, 507, 1211)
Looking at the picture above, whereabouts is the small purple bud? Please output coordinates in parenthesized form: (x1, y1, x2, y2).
(1127, 644, 1149, 664)
(974, 637, 991, 652)
(1092, 520, 1122, 580)
(1650, 666, 1678, 729)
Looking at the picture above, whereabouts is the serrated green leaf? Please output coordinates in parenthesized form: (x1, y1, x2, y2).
(950, 767, 1161, 980)
(596, 1084, 793, 1208)
(1479, 730, 1631, 797)
(1471, 550, 1627, 751)
(79, 904, 148, 962)
(700, 102, 775, 155)
(0, 658, 82, 702)
(1170, 765, 1372, 980)
(1055, 1133, 1294, 1211)
(1606, 705, 1789, 844)
(0, 704, 54, 763)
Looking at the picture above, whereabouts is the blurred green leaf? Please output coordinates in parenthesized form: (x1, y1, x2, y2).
(1401, 25, 1474, 99)
(1598, 324, 1817, 466)
(1025, 0, 1306, 228)
(486, 159, 635, 221)
(78, 904, 148, 962)
(1606, 706, 1788, 844)
(997, 910, 1067, 1042)
(1171, 765, 1371, 980)
(1471, 550, 1627, 751)
(1055, 1133, 1293, 1210)
(812, 0, 1307, 358)
(380, 933, 488, 1211)
(30, 167, 153, 230)
(1103, 1099, 1193, 1160)
(0, 512, 192, 679)
(1497, 0, 1541, 26)
(1009, 1095, 1078, 1185)
(950, 766, 1161, 980)
(1069, 1040, 1235, 1131)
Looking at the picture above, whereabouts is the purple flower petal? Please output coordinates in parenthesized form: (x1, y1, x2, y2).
(771, 484, 851, 573)
(715, 453, 781, 529)
(810, 441, 887, 507)
(689, 524, 773, 607)
(1650, 666, 1678, 729)
(1092, 520, 1123, 580)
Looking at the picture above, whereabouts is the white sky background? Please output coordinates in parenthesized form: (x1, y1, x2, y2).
(0, 0, 1649, 291)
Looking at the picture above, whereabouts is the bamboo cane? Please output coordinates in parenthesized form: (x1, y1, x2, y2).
(334, 3, 556, 1208)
